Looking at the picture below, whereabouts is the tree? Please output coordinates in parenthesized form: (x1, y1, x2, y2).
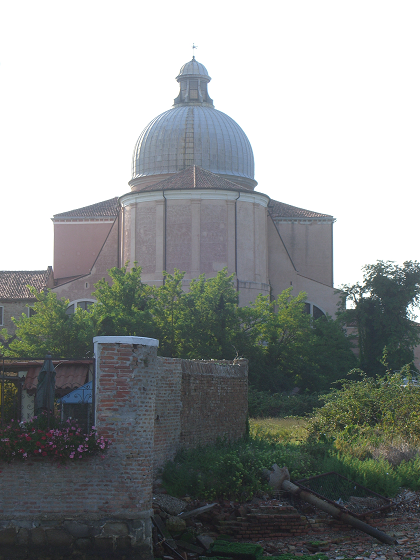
(8, 288, 94, 358)
(340, 260, 420, 376)
(176, 269, 240, 360)
(237, 288, 357, 392)
(92, 266, 241, 360)
(237, 289, 313, 391)
(149, 269, 187, 358)
(91, 264, 155, 338)
(7, 267, 356, 393)
(308, 315, 357, 389)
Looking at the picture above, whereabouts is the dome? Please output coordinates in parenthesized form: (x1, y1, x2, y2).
(129, 59, 257, 191)
(130, 106, 256, 189)
(177, 59, 209, 78)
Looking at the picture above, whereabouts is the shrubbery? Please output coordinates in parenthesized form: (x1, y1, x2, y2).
(309, 366, 420, 447)
(161, 435, 331, 501)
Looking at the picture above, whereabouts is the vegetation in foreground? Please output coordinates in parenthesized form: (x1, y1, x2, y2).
(162, 365, 420, 501)
(0, 413, 109, 463)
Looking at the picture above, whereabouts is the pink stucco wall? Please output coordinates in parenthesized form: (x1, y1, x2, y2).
(54, 221, 115, 281)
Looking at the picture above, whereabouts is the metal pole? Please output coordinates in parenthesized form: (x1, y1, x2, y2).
(281, 478, 397, 545)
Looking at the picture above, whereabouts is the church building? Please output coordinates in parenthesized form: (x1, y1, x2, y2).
(52, 58, 338, 317)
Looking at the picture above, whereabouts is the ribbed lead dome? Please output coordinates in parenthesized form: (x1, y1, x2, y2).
(177, 59, 209, 77)
(129, 59, 257, 191)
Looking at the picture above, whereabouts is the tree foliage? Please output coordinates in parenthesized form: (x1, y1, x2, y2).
(238, 289, 356, 392)
(7, 288, 94, 358)
(92, 264, 155, 338)
(4, 266, 356, 392)
(340, 260, 420, 376)
(171, 270, 240, 360)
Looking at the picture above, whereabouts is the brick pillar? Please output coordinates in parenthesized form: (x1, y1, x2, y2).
(93, 336, 159, 552)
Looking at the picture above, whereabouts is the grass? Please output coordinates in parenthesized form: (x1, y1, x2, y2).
(249, 417, 309, 443)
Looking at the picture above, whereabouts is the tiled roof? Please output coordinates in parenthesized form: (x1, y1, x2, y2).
(0, 269, 52, 300)
(23, 361, 92, 396)
(268, 199, 333, 219)
(53, 197, 119, 219)
(140, 165, 252, 193)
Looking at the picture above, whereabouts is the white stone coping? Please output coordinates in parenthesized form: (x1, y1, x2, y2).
(120, 189, 269, 207)
(93, 336, 159, 347)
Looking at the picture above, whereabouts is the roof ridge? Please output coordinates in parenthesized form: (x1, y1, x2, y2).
(53, 196, 120, 219)
(139, 165, 252, 193)
(0, 269, 52, 300)
(269, 198, 333, 219)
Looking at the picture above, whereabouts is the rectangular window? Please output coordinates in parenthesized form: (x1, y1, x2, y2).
(0, 306, 3, 326)
(189, 80, 198, 99)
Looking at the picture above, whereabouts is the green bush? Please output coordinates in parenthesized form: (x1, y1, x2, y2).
(161, 436, 330, 500)
(309, 367, 420, 444)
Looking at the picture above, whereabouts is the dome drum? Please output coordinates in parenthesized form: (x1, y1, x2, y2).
(120, 188, 269, 304)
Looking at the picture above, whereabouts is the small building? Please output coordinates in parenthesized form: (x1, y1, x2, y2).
(0, 358, 93, 423)
(0, 268, 54, 337)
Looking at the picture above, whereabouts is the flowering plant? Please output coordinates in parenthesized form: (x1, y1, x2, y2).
(0, 414, 109, 463)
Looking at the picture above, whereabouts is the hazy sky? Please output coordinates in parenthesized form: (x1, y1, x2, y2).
(1, 1, 419, 294)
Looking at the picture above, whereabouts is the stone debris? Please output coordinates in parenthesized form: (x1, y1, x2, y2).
(152, 489, 420, 560)
(153, 494, 188, 515)
(178, 502, 217, 519)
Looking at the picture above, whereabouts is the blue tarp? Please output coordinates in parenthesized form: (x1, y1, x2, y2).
(59, 381, 92, 404)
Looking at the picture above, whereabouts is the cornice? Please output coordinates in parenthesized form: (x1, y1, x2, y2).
(119, 189, 269, 208)
(272, 217, 335, 224)
(52, 218, 115, 225)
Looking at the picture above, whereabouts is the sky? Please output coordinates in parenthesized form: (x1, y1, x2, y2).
(1, 1, 419, 294)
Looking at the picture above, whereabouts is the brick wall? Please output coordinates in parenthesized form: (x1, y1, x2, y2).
(153, 357, 183, 471)
(0, 336, 159, 557)
(153, 358, 248, 471)
(0, 338, 248, 554)
(180, 359, 248, 447)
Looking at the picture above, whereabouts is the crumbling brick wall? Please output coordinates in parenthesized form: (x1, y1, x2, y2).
(180, 359, 248, 446)
(153, 358, 248, 471)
